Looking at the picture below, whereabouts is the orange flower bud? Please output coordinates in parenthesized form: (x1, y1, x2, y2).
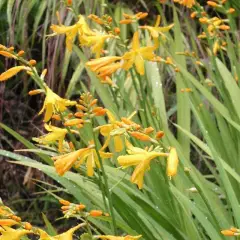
(74, 112, 84, 118)
(144, 127, 154, 134)
(64, 119, 84, 126)
(17, 50, 25, 56)
(138, 12, 148, 19)
(221, 230, 235, 236)
(28, 89, 44, 95)
(130, 132, 151, 141)
(89, 210, 103, 217)
(227, 8, 235, 14)
(29, 59, 37, 66)
(156, 131, 164, 140)
(90, 99, 98, 106)
(52, 114, 61, 120)
(59, 199, 71, 206)
(207, 1, 218, 7)
(219, 25, 230, 30)
(93, 107, 103, 113)
(24, 222, 32, 230)
(94, 109, 107, 116)
(61, 206, 69, 211)
(10, 215, 21, 222)
(120, 19, 133, 24)
(68, 113, 73, 118)
(190, 12, 197, 18)
(68, 141, 75, 150)
(76, 204, 86, 210)
(114, 27, 121, 34)
(121, 117, 133, 125)
(165, 57, 173, 65)
(76, 104, 87, 111)
(123, 13, 132, 19)
(8, 46, 14, 51)
(199, 17, 208, 24)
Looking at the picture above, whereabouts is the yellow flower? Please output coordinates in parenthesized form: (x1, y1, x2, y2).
(139, 15, 174, 45)
(98, 235, 142, 240)
(52, 148, 89, 176)
(86, 56, 122, 72)
(118, 143, 168, 189)
(50, 15, 95, 51)
(38, 224, 83, 240)
(0, 66, 30, 82)
(33, 124, 68, 152)
(80, 34, 114, 58)
(122, 32, 156, 75)
(52, 144, 112, 176)
(98, 110, 124, 152)
(0, 227, 31, 240)
(39, 86, 76, 122)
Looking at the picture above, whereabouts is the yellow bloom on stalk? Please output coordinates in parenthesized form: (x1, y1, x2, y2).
(52, 148, 89, 176)
(122, 32, 156, 75)
(80, 34, 114, 58)
(99, 110, 124, 152)
(52, 142, 112, 176)
(38, 224, 83, 240)
(39, 86, 76, 122)
(98, 235, 142, 240)
(117, 142, 169, 189)
(0, 227, 31, 240)
(33, 124, 68, 152)
(86, 56, 122, 84)
(0, 66, 30, 82)
(50, 15, 95, 51)
(140, 15, 174, 44)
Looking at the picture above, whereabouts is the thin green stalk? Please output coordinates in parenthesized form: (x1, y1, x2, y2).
(90, 119, 117, 234)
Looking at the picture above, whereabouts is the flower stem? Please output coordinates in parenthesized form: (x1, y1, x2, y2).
(90, 119, 117, 234)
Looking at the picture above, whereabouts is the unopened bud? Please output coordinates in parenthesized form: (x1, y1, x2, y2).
(17, 50, 25, 56)
(28, 59, 37, 66)
(89, 210, 103, 217)
(24, 222, 32, 230)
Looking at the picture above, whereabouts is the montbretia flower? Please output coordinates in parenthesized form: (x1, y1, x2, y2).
(52, 142, 112, 176)
(118, 142, 169, 189)
(80, 34, 114, 58)
(139, 15, 174, 42)
(33, 124, 68, 152)
(39, 86, 76, 122)
(97, 235, 142, 240)
(122, 31, 156, 75)
(98, 110, 124, 152)
(52, 148, 89, 176)
(50, 15, 95, 51)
